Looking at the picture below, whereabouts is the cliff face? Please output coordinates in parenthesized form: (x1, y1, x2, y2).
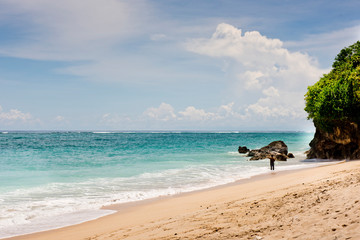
(307, 121, 360, 160)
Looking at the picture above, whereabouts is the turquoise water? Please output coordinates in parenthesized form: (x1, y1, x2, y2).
(0, 131, 318, 238)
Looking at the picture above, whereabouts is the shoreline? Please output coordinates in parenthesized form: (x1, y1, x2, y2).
(5, 159, 360, 240)
(1, 160, 336, 239)
(103, 160, 345, 212)
(0, 159, 323, 239)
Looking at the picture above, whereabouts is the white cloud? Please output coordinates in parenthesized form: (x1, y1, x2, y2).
(242, 71, 265, 90)
(186, 23, 284, 66)
(100, 113, 133, 125)
(185, 23, 327, 124)
(102, 101, 312, 130)
(146, 102, 237, 122)
(262, 86, 279, 97)
(54, 116, 65, 122)
(246, 91, 307, 119)
(186, 23, 324, 91)
(178, 106, 215, 121)
(144, 103, 177, 121)
(217, 102, 235, 117)
(144, 103, 235, 123)
(0, 105, 33, 124)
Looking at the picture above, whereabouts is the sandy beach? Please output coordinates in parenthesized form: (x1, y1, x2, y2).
(6, 160, 360, 240)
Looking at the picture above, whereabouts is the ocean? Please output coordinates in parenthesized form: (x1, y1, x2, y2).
(0, 131, 325, 238)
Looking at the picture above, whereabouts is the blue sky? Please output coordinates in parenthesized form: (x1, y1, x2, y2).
(0, 0, 359, 131)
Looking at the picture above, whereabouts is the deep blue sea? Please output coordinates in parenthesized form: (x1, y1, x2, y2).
(0, 131, 325, 238)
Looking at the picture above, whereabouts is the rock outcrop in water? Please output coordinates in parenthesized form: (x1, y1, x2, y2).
(287, 153, 295, 158)
(238, 146, 250, 154)
(239, 141, 293, 161)
(307, 121, 360, 160)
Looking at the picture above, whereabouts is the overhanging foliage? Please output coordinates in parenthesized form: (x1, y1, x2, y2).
(305, 41, 360, 131)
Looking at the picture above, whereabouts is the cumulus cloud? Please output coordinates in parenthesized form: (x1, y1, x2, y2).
(54, 116, 65, 122)
(144, 103, 177, 121)
(242, 71, 265, 90)
(262, 86, 279, 97)
(186, 23, 324, 90)
(102, 100, 312, 130)
(185, 23, 327, 122)
(0, 105, 33, 124)
(245, 91, 307, 119)
(217, 102, 235, 118)
(187, 24, 284, 64)
(100, 113, 133, 125)
(143, 103, 238, 123)
(178, 106, 215, 121)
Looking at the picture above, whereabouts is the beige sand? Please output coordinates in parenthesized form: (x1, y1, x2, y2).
(6, 161, 360, 240)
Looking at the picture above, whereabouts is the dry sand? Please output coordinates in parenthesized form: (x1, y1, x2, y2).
(6, 161, 360, 240)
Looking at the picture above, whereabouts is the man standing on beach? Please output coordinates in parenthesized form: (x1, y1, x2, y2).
(269, 155, 275, 170)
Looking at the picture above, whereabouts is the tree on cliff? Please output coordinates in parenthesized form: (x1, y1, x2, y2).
(305, 41, 360, 130)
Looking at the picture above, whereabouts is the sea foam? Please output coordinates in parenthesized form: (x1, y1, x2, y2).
(0, 131, 320, 238)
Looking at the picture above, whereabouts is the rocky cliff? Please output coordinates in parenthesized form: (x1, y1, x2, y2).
(307, 121, 360, 160)
(304, 41, 360, 160)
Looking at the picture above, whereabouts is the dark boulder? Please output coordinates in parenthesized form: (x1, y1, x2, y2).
(238, 146, 250, 154)
(287, 153, 295, 158)
(248, 150, 262, 160)
(247, 149, 258, 157)
(263, 140, 288, 155)
(274, 153, 288, 161)
(247, 141, 289, 161)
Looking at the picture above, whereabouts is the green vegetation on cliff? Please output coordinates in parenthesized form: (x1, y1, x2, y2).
(305, 41, 360, 130)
